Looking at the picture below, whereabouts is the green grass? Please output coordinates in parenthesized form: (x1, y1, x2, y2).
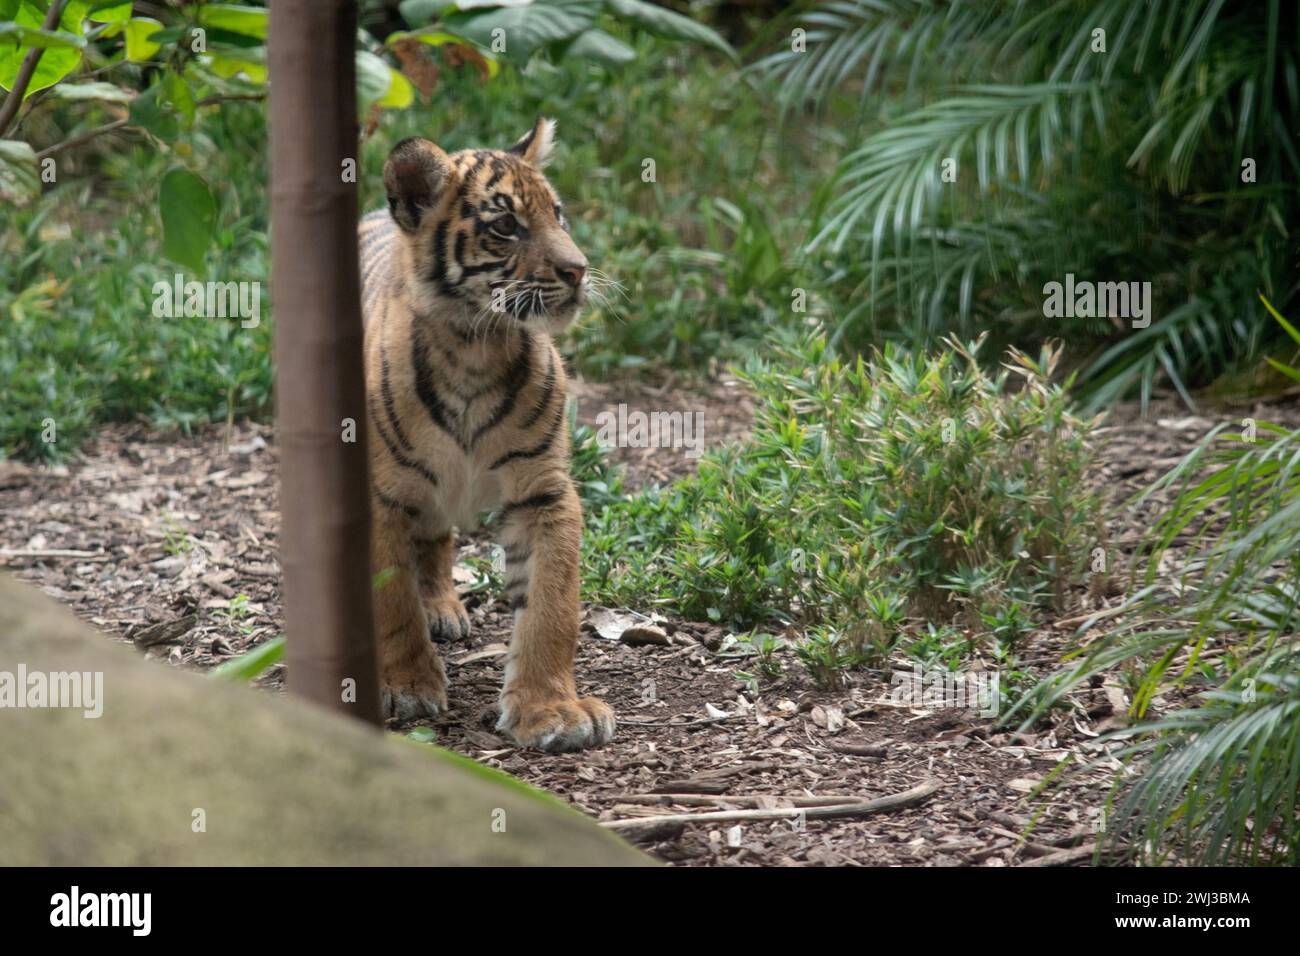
(1, 99, 273, 460)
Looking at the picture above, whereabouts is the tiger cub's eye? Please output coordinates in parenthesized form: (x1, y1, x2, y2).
(491, 213, 519, 237)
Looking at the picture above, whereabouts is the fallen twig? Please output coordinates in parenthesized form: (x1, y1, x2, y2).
(653, 761, 781, 795)
(829, 742, 887, 758)
(1031, 827, 1097, 849)
(608, 793, 870, 809)
(131, 614, 198, 649)
(0, 548, 100, 560)
(601, 779, 940, 835)
(236, 563, 280, 579)
(1017, 843, 1101, 867)
(619, 715, 738, 728)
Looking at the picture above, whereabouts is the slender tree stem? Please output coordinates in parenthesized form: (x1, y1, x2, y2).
(35, 118, 129, 160)
(30, 96, 263, 162)
(194, 92, 267, 107)
(0, 0, 67, 138)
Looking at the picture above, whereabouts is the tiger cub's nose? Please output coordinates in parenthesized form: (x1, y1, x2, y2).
(556, 261, 587, 288)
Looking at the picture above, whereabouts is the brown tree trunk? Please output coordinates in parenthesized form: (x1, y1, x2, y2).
(268, 0, 381, 725)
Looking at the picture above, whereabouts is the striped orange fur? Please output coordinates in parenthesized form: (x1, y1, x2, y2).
(357, 118, 614, 751)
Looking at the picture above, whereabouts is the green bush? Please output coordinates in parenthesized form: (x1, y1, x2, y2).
(583, 333, 1104, 667)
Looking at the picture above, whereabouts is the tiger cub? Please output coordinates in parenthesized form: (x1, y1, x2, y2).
(358, 118, 614, 752)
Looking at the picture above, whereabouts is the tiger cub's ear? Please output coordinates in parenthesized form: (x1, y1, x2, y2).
(383, 137, 453, 232)
(508, 117, 556, 168)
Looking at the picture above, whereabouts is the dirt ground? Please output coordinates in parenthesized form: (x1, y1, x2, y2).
(4, 377, 1298, 866)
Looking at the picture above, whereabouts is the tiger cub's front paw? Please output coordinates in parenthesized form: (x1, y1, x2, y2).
(424, 593, 470, 644)
(497, 692, 616, 752)
(381, 646, 448, 721)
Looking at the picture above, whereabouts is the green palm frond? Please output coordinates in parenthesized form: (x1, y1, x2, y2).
(1012, 410, 1300, 726)
(1100, 652, 1300, 865)
(762, 0, 1299, 403)
(1079, 298, 1255, 413)
(752, 0, 995, 115)
(826, 209, 1052, 344)
(815, 82, 1096, 247)
(1010, 301, 1300, 864)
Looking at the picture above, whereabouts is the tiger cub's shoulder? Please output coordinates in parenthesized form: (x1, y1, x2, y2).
(359, 207, 398, 320)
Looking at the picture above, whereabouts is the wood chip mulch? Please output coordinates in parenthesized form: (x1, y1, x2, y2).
(3, 380, 1297, 866)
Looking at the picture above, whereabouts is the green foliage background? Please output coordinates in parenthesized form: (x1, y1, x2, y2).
(3, 0, 1300, 865)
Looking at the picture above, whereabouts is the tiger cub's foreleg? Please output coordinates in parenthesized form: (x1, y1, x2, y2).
(494, 479, 615, 751)
(415, 532, 471, 644)
(372, 503, 448, 719)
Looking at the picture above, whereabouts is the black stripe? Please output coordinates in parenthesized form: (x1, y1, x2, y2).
(460, 258, 509, 278)
(414, 534, 452, 547)
(429, 220, 459, 298)
(489, 399, 564, 471)
(503, 545, 531, 563)
(454, 173, 472, 209)
(518, 348, 557, 429)
(504, 577, 528, 596)
(368, 395, 439, 487)
(452, 222, 510, 277)
(379, 342, 414, 451)
(509, 594, 529, 611)
(498, 488, 565, 524)
(410, 322, 468, 450)
(510, 126, 537, 156)
(375, 490, 420, 518)
(471, 330, 533, 446)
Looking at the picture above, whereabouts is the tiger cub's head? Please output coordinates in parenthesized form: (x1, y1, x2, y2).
(383, 117, 588, 336)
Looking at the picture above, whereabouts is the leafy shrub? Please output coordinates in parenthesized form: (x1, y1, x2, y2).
(583, 332, 1104, 664)
(794, 626, 857, 690)
(569, 410, 626, 512)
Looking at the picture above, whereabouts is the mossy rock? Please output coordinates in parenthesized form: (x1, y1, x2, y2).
(0, 575, 649, 866)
